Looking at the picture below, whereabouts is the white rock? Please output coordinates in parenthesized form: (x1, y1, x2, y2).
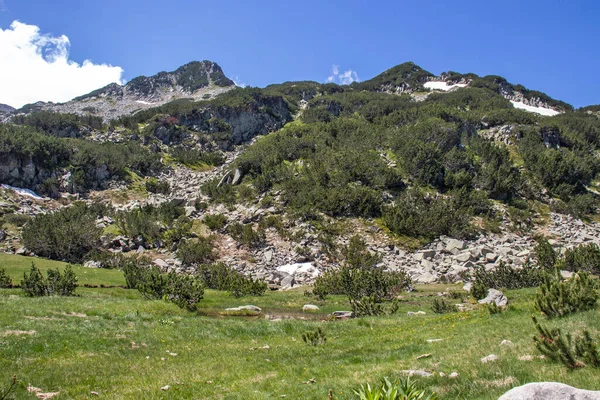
(408, 311, 427, 316)
(478, 289, 508, 307)
(302, 304, 319, 312)
(500, 340, 514, 346)
(481, 354, 498, 363)
(401, 370, 433, 377)
(499, 382, 600, 400)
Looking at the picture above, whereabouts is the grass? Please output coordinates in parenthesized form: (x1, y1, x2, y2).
(0, 254, 126, 287)
(1, 263, 600, 399)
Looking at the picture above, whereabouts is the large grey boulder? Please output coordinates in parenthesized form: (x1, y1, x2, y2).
(498, 382, 600, 400)
(478, 288, 508, 307)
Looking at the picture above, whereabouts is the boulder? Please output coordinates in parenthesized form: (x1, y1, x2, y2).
(332, 311, 353, 319)
(498, 382, 600, 400)
(445, 238, 465, 252)
(302, 304, 319, 312)
(478, 289, 508, 307)
(225, 305, 262, 313)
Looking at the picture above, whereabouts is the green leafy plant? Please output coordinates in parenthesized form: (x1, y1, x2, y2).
(302, 327, 326, 346)
(354, 376, 438, 400)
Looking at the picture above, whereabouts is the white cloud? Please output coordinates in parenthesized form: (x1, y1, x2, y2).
(0, 20, 124, 108)
(326, 64, 359, 85)
(232, 75, 247, 88)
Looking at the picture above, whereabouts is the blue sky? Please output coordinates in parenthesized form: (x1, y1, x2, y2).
(0, 0, 599, 107)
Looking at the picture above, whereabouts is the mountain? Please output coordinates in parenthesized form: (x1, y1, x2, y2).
(0, 103, 15, 114)
(16, 60, 236, 121)
(3, 60, 600, 288)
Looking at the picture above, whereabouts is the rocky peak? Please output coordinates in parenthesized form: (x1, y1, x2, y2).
(355, 62, 434, 94)
(19, 60, 236, 121)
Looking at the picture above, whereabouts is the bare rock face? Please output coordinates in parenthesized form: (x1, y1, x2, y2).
(499, 382, 600, 400)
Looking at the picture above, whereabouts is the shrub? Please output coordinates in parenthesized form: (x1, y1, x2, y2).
(560, 243, 600, 275)
(0, 268, 12, 288)
(313, 236, 412, 303)
(21, 263, 48, 297)
(196, 263, 267, 297)
(302, 328, 326, 346)
(535, 270, 598, 318)
(472, 262, 544, 290)
(470, 280, 489, 301)
(177, 238, 215, 266)
(145, 178, 170, 194)
(226, 273, 269, 298)
(532, 315, 600, 369)
(486, 302, 504, 315)
(204, 214, 227, 230)
(22, 202, 102, 263)
(228, 222, 265, 248)
(431, 298, 459, 314)
(534, 238, 557, 270)
(354, 376, 438, 400)
(382, 189, 473, 240)
(21, 263, 77, 296)
(133, 266, 204, 311)
(46, 265, 78, 296)
(164, 272, 205, 311)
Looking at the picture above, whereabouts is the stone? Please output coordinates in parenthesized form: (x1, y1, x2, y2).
(263, 250, 273, 263)
(485, 252, 498, 262)
(407, 311, 427, 316)
(454, 252, 473, 263)
(415, 272, 437, 284)
(84, 260, 101, 269)
(561, 270, 574, 279)
(500, 340, 514, 346)
(481, 354, 498, 363)
(225, 305, 262, 313)
(463, 282, 472, 292)
(498, 382, 600, 400)
(332, 311, 353, 319)
(478, 289, 508, 307)
(401, 370, 433, 377)
(445, 238, 465, 252)
(302, 304, 319, 312)
(153, 259, 169, 269)
(280, 274, 295, 289)
(0, 229, 5, 241)
(448, 372, 459, 379)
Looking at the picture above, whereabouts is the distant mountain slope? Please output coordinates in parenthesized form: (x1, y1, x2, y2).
(15, 60, 235, 121)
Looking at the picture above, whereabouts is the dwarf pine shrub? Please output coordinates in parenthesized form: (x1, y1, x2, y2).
(21, 263, 77, 297)
(535, 270, 598, 318)
(0, 268, 12, 288)
(302, 327, 326, 346)
(432, 298, 459, 314)
(532, 315, 600, 369)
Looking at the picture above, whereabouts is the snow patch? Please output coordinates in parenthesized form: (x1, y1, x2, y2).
(276, 262, 320, 277)
(424, 81, 467, 92)
(1, 184, 45, 199)
(135, 100, 153, 105)
(510, 101, 560, 116)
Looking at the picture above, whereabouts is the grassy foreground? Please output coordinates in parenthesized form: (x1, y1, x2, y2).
(1, 257, 600, 399)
